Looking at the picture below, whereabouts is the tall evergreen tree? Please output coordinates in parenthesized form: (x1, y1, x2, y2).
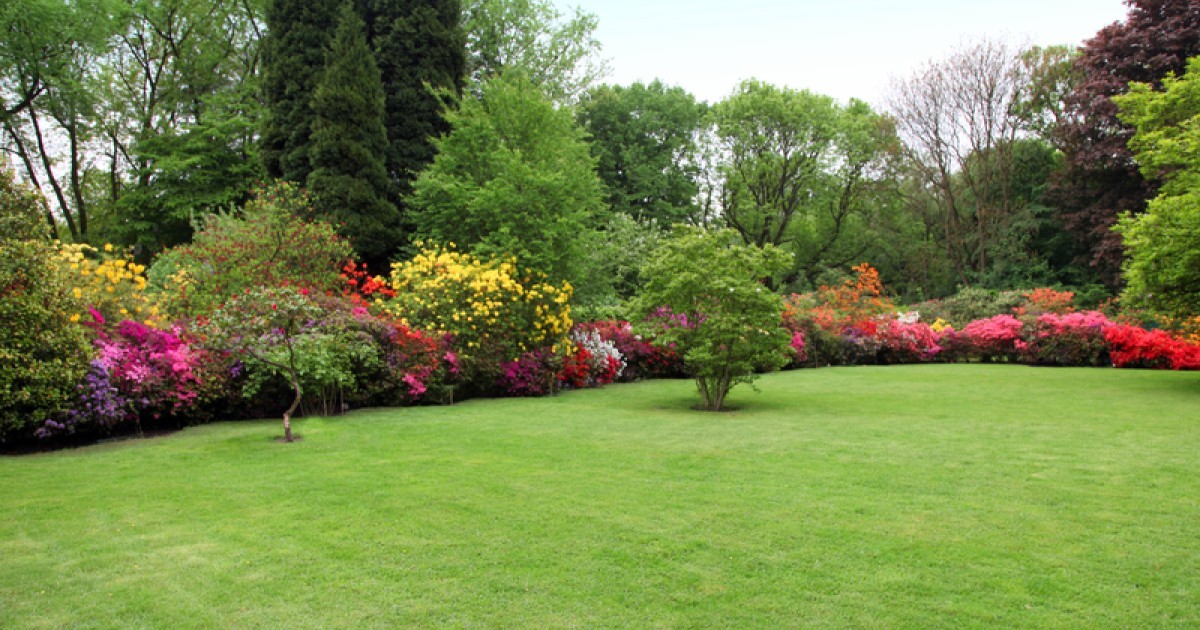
(308, 3, 401, 268)
(364, 0, 466, 208)
(260, 0, 340, 183)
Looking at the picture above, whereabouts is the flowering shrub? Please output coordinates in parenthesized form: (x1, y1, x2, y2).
(0, 239, 92, 442)
(37, 360, 130, 438)
(877, 321, 942, 364)
(341, 260, 396, 309)
(789, 330, 808, 364)
(1105, 325, 1200, 370)
(1019, 311, 1112, 367)
(961, 314, 1025, 361)
(56, 242, 166, 329)
(498, 348, 562, 397)
(1017, 288, 1075, 316)
(785, 263, 895, 335)
(385, 244, 574, 384)
(567, 329, 624, 387)
(573, 320, 683, 380)
(149, 181, 353, 318)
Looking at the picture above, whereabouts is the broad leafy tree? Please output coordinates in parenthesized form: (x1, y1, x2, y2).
(1052, 0, 1200, 286)
(577, 80, 707, 226)
(308, 3, 400, 268)
(462, 0, 607, 102)
(410, 71, 604, 284)
(714, 80, 897, 289)
(1114, 55, 1200, 316)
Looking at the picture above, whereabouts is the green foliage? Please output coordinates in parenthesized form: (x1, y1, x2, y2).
(307, 4, 400, 267)
(577, 80, 706, 225)
(713, 80, 897, 287)
(576, 212, 665, 309)
(366, 0, 466, 208)
(113, 86, 264, 255)
(0, 238, 91, 442)
(0, 167, 48, 241)
(632, 227, 792, 411)
(1115, 56, 1200, 317)
(462, 0, 607, 102)
(912, 287, 1025, 328)
(260, 0, 340, 182)
(410, 72, 604, 283)
(149, 182, 353, 318)
(202, 285, 328, 441)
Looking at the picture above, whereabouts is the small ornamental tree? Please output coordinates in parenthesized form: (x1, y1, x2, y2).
(148, 181, 353, 318)
(204, 286, 325, 442)
(632, 227, 792, 411)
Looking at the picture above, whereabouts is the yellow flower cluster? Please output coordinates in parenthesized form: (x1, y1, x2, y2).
(929, 318, 951, 333)
(56, 243, 166, 328)
(386, 244, 572, 358)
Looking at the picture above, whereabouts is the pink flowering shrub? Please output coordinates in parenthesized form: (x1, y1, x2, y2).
(789, 330, 808, 364)
(877, 321, 942, 364)
(1019, 311, 1112, 367)
(961, 314, 1025, 361)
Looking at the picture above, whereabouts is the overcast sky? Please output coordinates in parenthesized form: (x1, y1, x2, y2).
(553, 0, 1131, 107)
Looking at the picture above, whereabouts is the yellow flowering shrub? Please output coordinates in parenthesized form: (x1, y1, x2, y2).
(55, 243, 166, 328)
(385, 244, 573, 365)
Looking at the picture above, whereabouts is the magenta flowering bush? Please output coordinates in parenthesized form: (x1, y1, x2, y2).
(1019, 311, 1113, 367)
(877, 321, 942, 364)
(498, 349, 561, 397)
(961, 314, 1025, 361)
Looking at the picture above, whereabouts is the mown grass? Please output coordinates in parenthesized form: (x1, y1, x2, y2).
(2, 364, 1198, 628)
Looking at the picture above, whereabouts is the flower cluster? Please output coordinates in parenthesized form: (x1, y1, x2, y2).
(1105, 324, 1200, 370)
(385, 244, 574, 369)
(56, 242, 165, 328)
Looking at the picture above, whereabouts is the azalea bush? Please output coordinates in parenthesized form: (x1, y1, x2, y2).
(573, 320, 683, 381)
(961, 314, 1025, 361)
(56, 242, 166, 329)
(385, 244, 574, 388)
(1105, 324, 1200, 370)
(1018, 311, 1112, 367)
(876, 320, 942, 364)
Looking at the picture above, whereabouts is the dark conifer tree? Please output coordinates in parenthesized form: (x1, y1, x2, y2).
(307, 3, 401, 268)
(364, 0, 466, 207)
(260, 0, 341, 183)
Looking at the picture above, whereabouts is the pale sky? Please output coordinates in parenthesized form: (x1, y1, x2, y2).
(554, 0, 1131, 106)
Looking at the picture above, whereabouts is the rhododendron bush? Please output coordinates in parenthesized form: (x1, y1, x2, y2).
(1019, 311, 1112, 367)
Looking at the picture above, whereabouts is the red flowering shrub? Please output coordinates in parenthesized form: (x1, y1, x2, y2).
(1019, 311, 1112, 367)
(1105, 325, 1200, 370)
(961, 314, 1025, 361)
(558, 346, 593, 389)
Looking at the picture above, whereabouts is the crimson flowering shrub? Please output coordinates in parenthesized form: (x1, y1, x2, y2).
(1105, 324, 1200, 370)
(961, 314, 1025, 361)
(1019, 311, 1112, 367)
(561, 329, 625, 388)
(573, 321, 669, 381)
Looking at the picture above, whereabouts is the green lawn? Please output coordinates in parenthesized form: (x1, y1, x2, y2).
(2, 365, 1199, 628)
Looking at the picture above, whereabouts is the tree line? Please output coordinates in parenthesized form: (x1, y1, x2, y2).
(3, 0, 1199, 309)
